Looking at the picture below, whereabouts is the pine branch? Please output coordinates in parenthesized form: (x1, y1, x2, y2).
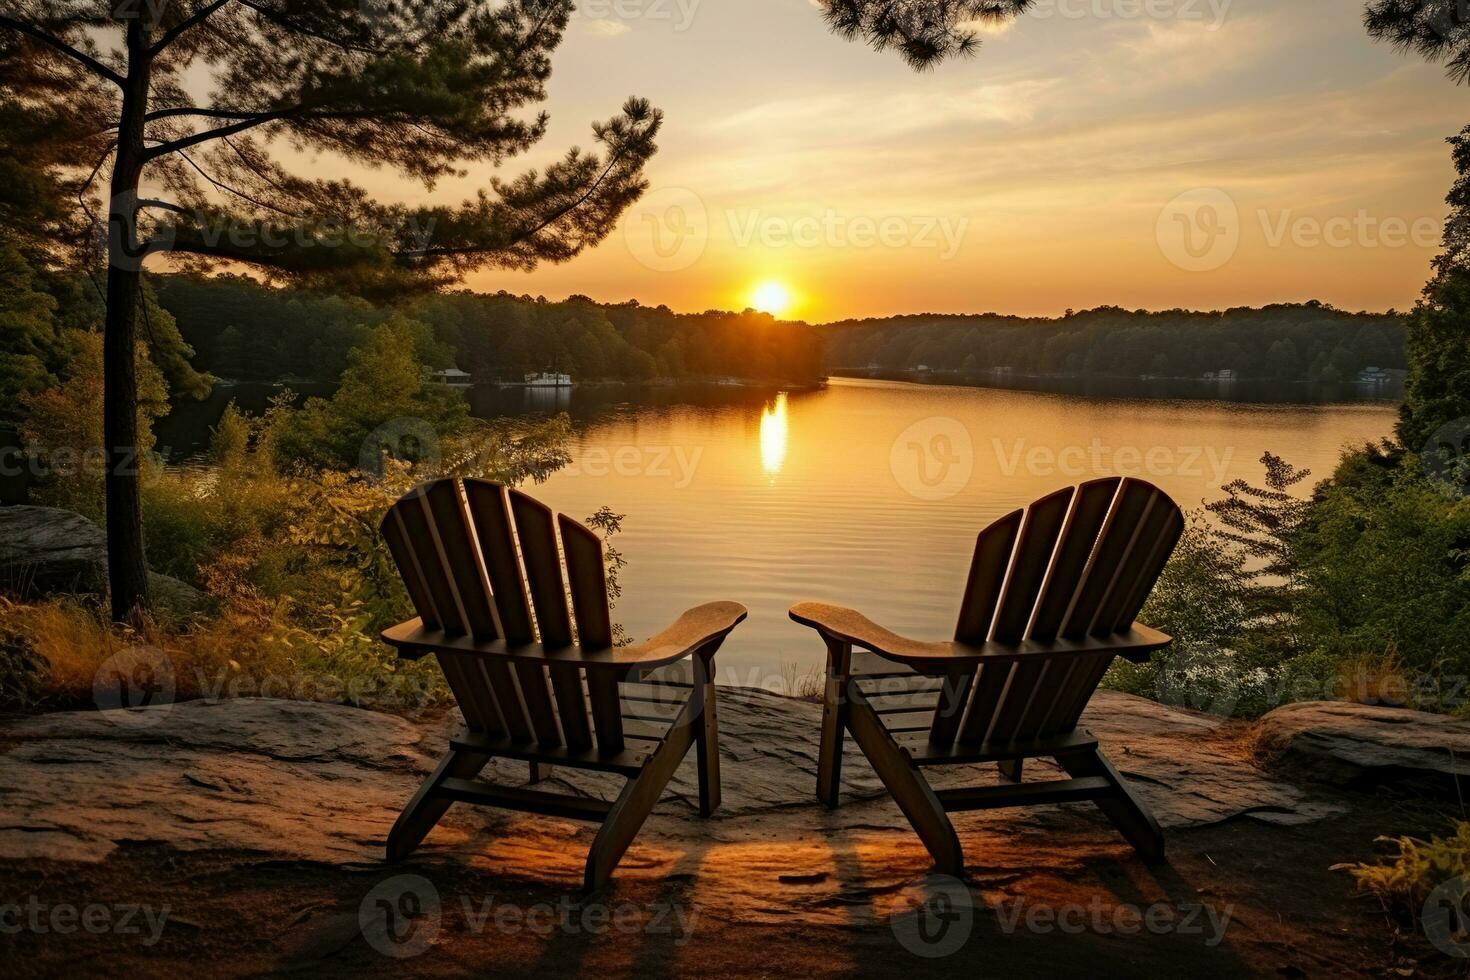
(0, 15, 125, 87)
(146, 0, 233, 57)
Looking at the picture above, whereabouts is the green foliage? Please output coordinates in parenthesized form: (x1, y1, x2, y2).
(2, 2, 661, 299)
(266, 318, 469, 471)
(1207, 452, 1314, 662)
(1365, 1, 1470, 84)
(156, 274, 391, 381)
(134, 397, 576, 712)
(1398, 132, 1470, 450)
(1294, 444, 1470, 706)
(156, 276, 827, 385)
(0, 239, 60, 418)
(19, 330, 170, 520)
(823, 303, 1405, 383)
(50, 275, 213, 402)
(1116, 444, 1470, 718)
(820, 1, 1034, 68)
(1337, 823, 1470, 917)
(424, 291, 825, 382)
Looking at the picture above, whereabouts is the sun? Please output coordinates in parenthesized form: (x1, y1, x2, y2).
(750, 280, 794, 318)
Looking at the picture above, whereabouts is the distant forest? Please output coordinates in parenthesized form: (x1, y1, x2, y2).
(155, 277, 1407, 388)
(155, 275, 826, 384)
(821, 303, 1406, 383)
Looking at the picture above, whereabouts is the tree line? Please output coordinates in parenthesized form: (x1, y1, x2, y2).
(822, 303, 1407, 383)
(154, 275, 826, 385)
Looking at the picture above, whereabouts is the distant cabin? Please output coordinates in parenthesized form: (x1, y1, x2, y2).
(1358, 366, 1390, 385)
(427, 367, 474, 389)
(524, 372, 574, 388)
(1203, 369, 1237, 382)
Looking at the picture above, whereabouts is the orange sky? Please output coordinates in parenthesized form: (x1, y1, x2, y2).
(306, 0, 1466, 322)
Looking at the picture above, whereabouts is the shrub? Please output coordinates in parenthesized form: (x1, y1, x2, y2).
(1337, 822, 1470, 920)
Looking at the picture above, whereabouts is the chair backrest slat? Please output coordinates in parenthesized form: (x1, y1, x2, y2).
(927, 669, 973, 745)
(587, 671, 626, 755)
(424, 481, 502, 640)
(953, 509, 1022, 644)
(392, 489, 470, 635)
(1090, 489, 1180, 636)
(1061, 479, 1155, 640)
(558, 515, 614, 650)
(437, 654, 492, 734)
(956, 661, 1011, 744)
(985, 660, 1049, 743)
(989, 486, 1075, 644)
(1027, 477, 1120, 643)
(508, 490, 575, 648)
(479, 656, 530, 742)
(550, 664, 594, 752)
(1039, 652, 1113, 737)
(383, 479, 631, 757)
(1102, 506, 1185, 636)
(514, 661, 563, 745)
(464, 481, 536, 644)
(943, 479, 1182, 747)
(381, 507, 443, 631)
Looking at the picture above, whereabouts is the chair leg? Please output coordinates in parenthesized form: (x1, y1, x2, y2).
(998, 759, 1023, 782)
(584, 698, 699, 894)
(816, 639, 851, 808)
(387, 747, 492, 863)
(846, 693, 965, 877)
(694, 648, 721, 818)
(1056, 747, 1166, 863)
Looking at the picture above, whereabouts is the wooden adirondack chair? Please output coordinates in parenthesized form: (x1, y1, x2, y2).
(789, 477, 1184, 875)
(377, 478, 747, 892)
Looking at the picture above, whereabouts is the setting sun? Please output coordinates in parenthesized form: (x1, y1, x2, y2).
(750, 280, 794, 318)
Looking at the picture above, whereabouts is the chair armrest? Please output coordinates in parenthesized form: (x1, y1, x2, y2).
(788, 601, 1170, 670)
(383, 601, 748, 673)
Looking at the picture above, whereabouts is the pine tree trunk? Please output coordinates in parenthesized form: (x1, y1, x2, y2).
(103, 15, 152, 622)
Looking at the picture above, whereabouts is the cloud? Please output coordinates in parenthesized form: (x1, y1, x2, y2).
(583, 19, 631, 38)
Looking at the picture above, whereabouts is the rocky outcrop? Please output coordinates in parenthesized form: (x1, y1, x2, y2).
(0, 506, 107, 595)
(1256, 699, 1470, 798)
(0, 689, 1342, 874)
(0, 505, 207, 618)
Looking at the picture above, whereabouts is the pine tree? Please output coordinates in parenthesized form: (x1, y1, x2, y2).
(1396, 126, 1470, 452)
(0, 1, 662, 619)
(820, 0, 1035, 68)
(1365, 0, 1470, 84)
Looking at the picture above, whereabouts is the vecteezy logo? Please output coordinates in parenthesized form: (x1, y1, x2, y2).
(359, 875, 442, 959)
(359, 417, 442, 479)
(623, 186, 709, 272)
(891, 874, 973, 958)
(1423, 876, 1470, 959)
(1156, 188, 1240, 272)
(1422, 418, 1470, 498)
(93, 646, 176, 725)
(890, 417, 974, 501)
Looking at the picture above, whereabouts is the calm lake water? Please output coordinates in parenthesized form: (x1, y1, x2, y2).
(486, 379, 1394, 685)
(160, 378, 1397, 684)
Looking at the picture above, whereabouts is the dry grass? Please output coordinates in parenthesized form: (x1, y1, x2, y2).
(0, 595, 448, 715)
(1333, 649, 1414, 709)
(779, 662, 825, 703)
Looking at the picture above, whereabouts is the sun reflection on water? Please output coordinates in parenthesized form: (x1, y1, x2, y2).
(760, 392, 789, 477)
